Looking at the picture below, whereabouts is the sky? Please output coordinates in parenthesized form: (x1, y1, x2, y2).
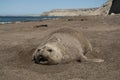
(0, 0, 107, 15)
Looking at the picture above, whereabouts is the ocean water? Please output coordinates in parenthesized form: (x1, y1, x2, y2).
(0, 16, 61, 24)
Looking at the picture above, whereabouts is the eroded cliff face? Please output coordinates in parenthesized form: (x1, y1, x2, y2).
(94, 0, 113, 15)
(97, 0, 120, 15)
(41, 8, 98, 16)
(41, 0, 120, 16)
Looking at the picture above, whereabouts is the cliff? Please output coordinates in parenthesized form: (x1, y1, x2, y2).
(41, 8, 98, 16)
(94, 0, 113, 15)
(41, 0, 120, 16)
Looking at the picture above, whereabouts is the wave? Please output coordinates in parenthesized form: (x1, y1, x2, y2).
(0, 22, 12, 24)
(0, 16, 62, 24)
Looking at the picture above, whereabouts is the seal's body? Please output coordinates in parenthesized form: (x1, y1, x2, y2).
(32, 28, 104, 65)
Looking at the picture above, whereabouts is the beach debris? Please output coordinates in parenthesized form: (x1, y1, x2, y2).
(80, 18, 87, 21)
(34, 24, 48, 28)
(66, 18, 73, 21)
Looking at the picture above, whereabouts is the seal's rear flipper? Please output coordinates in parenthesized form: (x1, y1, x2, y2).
(85, 58, 104, 63)
(79, 55, 104, 63)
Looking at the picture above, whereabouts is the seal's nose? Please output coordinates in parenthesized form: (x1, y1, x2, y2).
(32, 55, 38, 63)
(32, 49, 42, 63)
(33, 54, 48, 64)
(33, 55, 41, 64)
(33, 55, 45, 64)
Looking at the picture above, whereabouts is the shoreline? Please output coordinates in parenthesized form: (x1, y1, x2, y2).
(0, 16, 63, 25)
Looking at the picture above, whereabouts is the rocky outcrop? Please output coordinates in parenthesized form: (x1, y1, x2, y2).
(41, 0, 120, 16)
(109, 0, 120, 14)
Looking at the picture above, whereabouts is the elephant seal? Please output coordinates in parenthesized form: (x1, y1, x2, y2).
(32, 28, 104, 65)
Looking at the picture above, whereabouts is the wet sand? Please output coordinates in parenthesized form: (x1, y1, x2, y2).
(0, 15, 120, 80)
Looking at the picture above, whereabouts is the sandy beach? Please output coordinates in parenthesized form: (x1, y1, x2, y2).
(0, 15, 120, 80)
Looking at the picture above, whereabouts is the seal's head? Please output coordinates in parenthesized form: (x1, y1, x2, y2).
(32, 42, 63, 65)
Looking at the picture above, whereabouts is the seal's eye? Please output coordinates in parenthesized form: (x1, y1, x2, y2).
(47, 49, 53, 52)
(37, 49, 41, 52)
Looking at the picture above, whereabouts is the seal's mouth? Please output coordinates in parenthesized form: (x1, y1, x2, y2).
(39, 56, 48, 64)
(33, 55, 48, 64)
